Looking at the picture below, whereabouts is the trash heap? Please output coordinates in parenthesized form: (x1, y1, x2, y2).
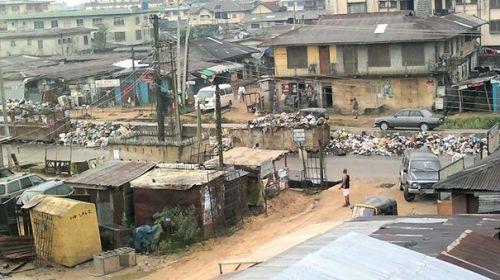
(326, 130, 485, 156)
(6, 99, 59, 121)
(249, 112, 326, 129)
(59, 121, 138, 148)
(209, 129, 233, 155)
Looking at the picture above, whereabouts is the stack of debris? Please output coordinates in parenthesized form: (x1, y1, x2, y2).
(5, 99, 61, 123)
(249, 112, 326, 129)
(209, 134, 233, 155)
(326, 130, 485, 156)
(59, 121, 138, 148)
(0, 235, 35, 262)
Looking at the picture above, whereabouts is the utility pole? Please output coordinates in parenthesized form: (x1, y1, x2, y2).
(215, 83, 223, 169)
(176, 1, 182, 106)
(152, 14, 165, 142)
(169, 40, 182, 141)
(0, 58, 9, 137)
(131, 46, 136, 71)
(182, 12, 191, 102)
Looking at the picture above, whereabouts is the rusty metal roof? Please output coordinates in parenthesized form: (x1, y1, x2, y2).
(434, 151, 500, 192)
(205, 147, 288, 168)
(131, 166, 225, 190)
(438, 230, 500, 279)
(66, 160, 156, 188)
(263, 12, 486, 46)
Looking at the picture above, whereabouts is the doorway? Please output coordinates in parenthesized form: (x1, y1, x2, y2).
(319, 46, 331, 75)
(323, 85, 333, 107)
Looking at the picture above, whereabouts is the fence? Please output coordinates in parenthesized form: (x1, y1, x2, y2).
(487, 123, 499, 155)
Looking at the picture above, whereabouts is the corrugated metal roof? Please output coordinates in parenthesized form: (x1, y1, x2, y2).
(242, 10, 325, 23)
(189, 37, 258, 62)
(0, 27, 92, 39)
(65, 160, 155, 188)
(131, 167, 225, 190)
(0, 7, 159, 20)
(274, 232, 488, 280)
(437, 230, 500, 279)
(205, 147, 288, 168)
(263, 12, 485, 46)
(227, 215, 500, 279)
(434, 150, 500, 192)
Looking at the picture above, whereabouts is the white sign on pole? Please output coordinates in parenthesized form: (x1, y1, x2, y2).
(293, 129, 306, 143)
(95, 79, 120, 88)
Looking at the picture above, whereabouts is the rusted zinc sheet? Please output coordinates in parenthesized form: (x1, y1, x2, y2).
(66, 160, 156, 188)
(438, 230, 500, 279)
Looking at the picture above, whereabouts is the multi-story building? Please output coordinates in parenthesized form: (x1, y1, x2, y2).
(84, 0, 164, 10)
(190, 0, 254, 25)
(0, 27, 92, 56)
(325, 0, 415, 14)
(280, 0, 325, 11)
(0, 8, 157, 46)
(0, 0, 50, 15)
(264, 12, 485, 111)
(455, 0, 500, 48)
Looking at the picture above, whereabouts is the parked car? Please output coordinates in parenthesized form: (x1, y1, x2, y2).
(399, 149, 441, 202)
(194, 84, 233, 111)
(0, 173, 46, 202)
(374, 109, 444, 131)
(16, 180, 74, 207)
(352, 196, 398, 218)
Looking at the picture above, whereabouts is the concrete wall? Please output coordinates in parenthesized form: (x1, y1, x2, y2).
(456, 2, 500, 47)
(451, 193, 468, 215)
(109, 141, 199, 163)
(231, 125, 330, 151)
(5, 12, 153, 45)
(0, 32, 92, 57)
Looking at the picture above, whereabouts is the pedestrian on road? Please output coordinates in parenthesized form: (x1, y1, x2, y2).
(238, 85, 246, 103)
(339, 169, 351, 207)
(352, 98, 359, 119)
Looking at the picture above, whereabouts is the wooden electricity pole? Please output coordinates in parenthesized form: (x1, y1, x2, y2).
(152, 14, 165, 141)
(169, 40, 182, 141)
(215, 83, 223, 169)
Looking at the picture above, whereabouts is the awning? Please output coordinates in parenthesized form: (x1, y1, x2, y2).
(205, 62, 243, 74)
(452, 75, 496, 89)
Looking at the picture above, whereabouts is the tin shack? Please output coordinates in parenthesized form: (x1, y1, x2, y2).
(65, 160, 155, 225)
(131, 164, 227, 236)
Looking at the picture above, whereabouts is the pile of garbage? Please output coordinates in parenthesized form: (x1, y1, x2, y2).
(209, 129, 233, 155)
(59, 121, 138, 148)
(249, 112, 326, 129)
(5, 99, 61, 122)
(325, 130, 485, 156)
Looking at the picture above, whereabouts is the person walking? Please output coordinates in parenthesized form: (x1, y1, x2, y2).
(238, 85, 246, 103)
(338, 169, 351, 207)
(352, 98, 359, 119)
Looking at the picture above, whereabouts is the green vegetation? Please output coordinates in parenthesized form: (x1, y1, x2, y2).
(440, 115, 500, 129)
(180, 25, 218, 43)
(153, 206, 201, 254)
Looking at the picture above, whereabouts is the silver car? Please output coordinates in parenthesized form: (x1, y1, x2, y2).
(374, 109, 444, 132)
(399, 149, 441, 202)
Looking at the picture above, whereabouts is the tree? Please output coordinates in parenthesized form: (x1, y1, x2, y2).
(94, 24, 108, 50)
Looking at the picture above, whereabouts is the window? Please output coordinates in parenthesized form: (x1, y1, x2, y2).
(215, 11, 228, 19)
(232, 13, 237, 19)
(114, 31, 126, 41)
(401, 43, 425, 66)
(76, 18, 84, 26)
(92, 17, 103, 26)
(286, 46, 308, 68)
(368, 45, 390, 67)
(84, 35, 89, 45)
(251, 23, 260, 29)
(470, 0, 477, 3)
(51, 20, 58, 28)
(491, 20, 500, 33)
(11, 4, 19, 11)
(7, 181, 21, 193)
(114, 17, 125, 26)
(34, 20, 44, 29)
(20, 177, 32, 189)
(29, 175, 44, 186)
(389, 0, 397, 8)
(378, 1, 386, 8)
(135, 29, 142, 40)
(347, 2, 366, 13)
(10, 40, 15, 47)
(491, 0, 500, 8)
(0, 184, 5, 195)
(395, 110, 410, 117)
(135, 16, 140, 25)
(37, 40, 43, 49)
(410, 110, 423, 117)
(27, 39, 32, 46)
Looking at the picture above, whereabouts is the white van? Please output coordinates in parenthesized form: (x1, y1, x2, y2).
(194, 84, 233, 111)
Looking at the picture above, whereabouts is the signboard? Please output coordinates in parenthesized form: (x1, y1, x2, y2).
(142, 75, 154, 84)
(260, 159, 273, 179)
(438, 158, 465, 181)
(293, 129, 306, 143)
(95, 79, 120, 88)
(434, 97, 444, 110)
(487, 123, 499, 155)
(186, 81, 196, 85)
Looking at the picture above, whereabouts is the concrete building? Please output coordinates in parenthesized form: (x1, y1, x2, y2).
(0, 27, 92, 57)
(190, 0, 254, 25)
(0, 0, 50, 16)
(84, 0, 164, 10)
(264, 12, 486, 112)
(324, 0, 455, 14)
(455, 0, 500, 48)
(0, 8, 158, 46)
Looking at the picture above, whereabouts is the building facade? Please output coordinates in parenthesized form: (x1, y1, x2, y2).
(190, 0, 254, 26)
(0, 0, 50, 16)
(0, 27, 92, 57)
(455, 0, 500, 48)
(84, 0, 164, 10)
(266, 13, 485, 112)
(0, 8, 157, 46)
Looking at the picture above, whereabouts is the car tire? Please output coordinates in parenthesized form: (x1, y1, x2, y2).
(403, 186, 416, 202)
(399, 181, 404, 191)
(380, 122, 389, 131)
(228, 100, 232, 108)
(420, 123, 429, 132)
